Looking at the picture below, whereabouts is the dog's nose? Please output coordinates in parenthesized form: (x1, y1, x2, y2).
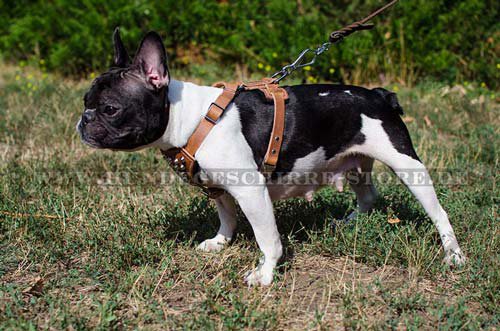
(82, 109, 96, 125)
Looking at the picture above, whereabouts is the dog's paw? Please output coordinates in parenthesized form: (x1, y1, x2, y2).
(244, 267, 273, 286)
(197, 235, 229, 252)
(444, 249, 467, 267)
(197, 240, 224, 252)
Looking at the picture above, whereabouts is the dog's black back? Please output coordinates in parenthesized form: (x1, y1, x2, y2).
(235, 84, 418, 173)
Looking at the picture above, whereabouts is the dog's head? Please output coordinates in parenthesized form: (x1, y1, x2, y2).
(77, 29, 169, 150)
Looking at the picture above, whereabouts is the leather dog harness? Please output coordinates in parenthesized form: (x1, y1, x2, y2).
(161, 78, 288, 198)
(159, 1, 400, 198)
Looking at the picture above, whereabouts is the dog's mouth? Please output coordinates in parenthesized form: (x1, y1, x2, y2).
(76, 120, 104, 149)
(77, 124, 150, 152)
(79, 133, 104, 149)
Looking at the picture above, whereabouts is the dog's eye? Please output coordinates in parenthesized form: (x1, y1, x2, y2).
(103, 105, 119, 116)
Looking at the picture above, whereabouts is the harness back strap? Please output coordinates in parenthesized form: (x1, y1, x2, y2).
(236, 78, 288, 173)
(265, 85, 286, 172)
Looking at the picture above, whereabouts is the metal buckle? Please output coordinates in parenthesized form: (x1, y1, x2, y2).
(204, 114, 218, 125)
(210, 102, 224, 112)
(205, 103, 224, 124)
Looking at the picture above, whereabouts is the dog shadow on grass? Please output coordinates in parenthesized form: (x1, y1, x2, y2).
(160, 189, 350, 243)
(159, 186, 428, 265)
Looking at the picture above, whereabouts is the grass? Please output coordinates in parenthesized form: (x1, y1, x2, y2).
(0, 63, 499, 330)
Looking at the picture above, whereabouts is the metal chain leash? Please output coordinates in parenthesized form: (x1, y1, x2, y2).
(271, 42, 332, 83)
(271, 0, 399, 83)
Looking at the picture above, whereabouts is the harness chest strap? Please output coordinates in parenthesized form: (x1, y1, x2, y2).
(162, 82, 240, 183)
(162, 79, 288, 197)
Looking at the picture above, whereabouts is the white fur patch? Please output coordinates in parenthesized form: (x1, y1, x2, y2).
(319, 92, 330, 97)
(292, 147, 327, 170)
(347, 114, 399, 165)
(344, 90, 353, 96)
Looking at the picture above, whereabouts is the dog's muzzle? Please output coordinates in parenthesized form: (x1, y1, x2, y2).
(81, 108, 96, 126)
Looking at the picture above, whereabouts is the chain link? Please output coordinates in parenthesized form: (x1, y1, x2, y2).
(271, 42, 332, 83)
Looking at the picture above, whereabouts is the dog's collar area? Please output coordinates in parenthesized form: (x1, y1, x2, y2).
(160, 79, 289, 198)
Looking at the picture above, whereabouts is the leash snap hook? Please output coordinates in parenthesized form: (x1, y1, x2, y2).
(271, 0, 399, 83)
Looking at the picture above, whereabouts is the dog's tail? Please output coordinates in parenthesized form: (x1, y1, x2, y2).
(372, 88, 404, 115)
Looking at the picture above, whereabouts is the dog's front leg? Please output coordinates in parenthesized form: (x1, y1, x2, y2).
(197, 193, 237, 252)
(228, 180, 283, 286)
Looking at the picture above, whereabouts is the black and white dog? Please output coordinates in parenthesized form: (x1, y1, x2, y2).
(77, 30, 465, 286)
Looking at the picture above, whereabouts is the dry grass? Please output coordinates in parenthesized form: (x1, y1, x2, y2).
(1, 247, 482, 330)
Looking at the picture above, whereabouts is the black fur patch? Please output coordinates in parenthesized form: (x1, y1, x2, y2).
(235, 84, 419, 173)
(372, 88, 404, 115)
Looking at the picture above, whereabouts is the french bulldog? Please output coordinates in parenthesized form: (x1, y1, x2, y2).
(77, 29, 465, 286)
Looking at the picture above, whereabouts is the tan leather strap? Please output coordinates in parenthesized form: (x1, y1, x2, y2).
(184, 83, 240, 156)
(239, 78, 289, 102)
(262, 85, 286, 173)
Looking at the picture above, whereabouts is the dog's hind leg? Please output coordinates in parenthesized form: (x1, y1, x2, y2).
(197, 193, 237, 252)
(381, 154, 466, 266)
(352, 115, 466, 266)
(346, 156, 378, 220)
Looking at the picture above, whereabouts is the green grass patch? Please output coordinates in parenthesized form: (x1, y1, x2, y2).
(0, 64, 499, 329)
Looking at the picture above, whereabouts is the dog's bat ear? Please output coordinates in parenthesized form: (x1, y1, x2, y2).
(113, 27, 130, 68)
(132, 31, 169, 89)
